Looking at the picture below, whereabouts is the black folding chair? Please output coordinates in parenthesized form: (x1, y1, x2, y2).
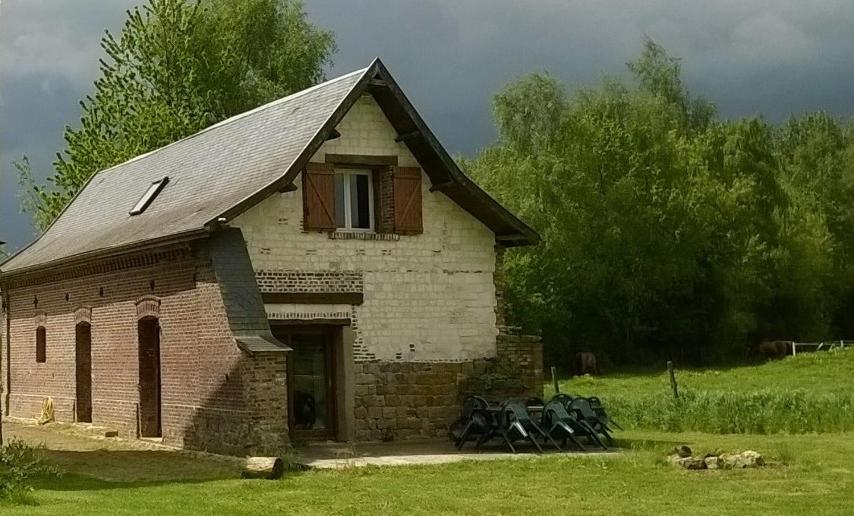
(588, 396, 623, 430)
(541, 398, 586, 451)
(498, 400, 561, 453)
(552, 394, 608, 449)
(450, 396, 495, 450)
(568, 397, 614, 445)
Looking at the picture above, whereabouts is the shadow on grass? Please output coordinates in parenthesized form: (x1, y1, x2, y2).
(30, 448, 317, 494)
(34, 448, 245, 486)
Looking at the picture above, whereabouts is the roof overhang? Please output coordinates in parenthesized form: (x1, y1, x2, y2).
(235, 333, 292, 354)
(0, 228, 209, 283)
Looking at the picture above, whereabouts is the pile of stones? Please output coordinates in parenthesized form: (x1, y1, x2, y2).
(668, 445, 765, 470)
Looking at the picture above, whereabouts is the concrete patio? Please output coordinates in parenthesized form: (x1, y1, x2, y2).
(299, 439, 617, 469)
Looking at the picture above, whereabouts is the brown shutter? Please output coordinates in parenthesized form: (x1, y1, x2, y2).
(373, 167, 395, 233)
(393, 166, 423, 234)
(302, 162, 336, 231)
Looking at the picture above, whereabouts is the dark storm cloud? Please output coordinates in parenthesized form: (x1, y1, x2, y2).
(3, 0, 854, 250)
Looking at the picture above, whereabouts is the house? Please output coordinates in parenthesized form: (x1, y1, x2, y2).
(0, 59, 541, 456)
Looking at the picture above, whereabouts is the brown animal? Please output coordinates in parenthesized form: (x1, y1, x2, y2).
(574, 351, 599, 376)
(758, 340, 791, 359)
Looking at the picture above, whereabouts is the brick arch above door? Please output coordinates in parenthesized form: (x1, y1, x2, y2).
(74, 306, 92, 325)
(135, 295, 161, 320)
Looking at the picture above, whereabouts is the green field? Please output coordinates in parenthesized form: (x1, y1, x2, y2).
(4, 350, 853, 515)
(550, 349, 854, 434)
(553, 348, 854, 397)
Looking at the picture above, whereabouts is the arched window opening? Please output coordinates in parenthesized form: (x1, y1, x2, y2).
(36, 327, 46, 363)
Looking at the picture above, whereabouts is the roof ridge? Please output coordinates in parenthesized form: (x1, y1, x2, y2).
(95, 66, 371, 176)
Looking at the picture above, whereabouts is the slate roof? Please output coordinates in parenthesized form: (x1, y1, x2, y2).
(1, 59, 537, 277)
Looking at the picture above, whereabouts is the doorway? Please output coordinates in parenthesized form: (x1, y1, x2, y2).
(138, 317, 161, 438)
(274, 326, 339, 441)
(75, 323, 92, 423)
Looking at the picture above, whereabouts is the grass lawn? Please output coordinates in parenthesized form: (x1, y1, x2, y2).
(9, 430, 853, 515)
(4, 350, 853, 515)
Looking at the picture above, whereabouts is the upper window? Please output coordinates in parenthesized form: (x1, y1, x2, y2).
(130, 177, 170, 216)
(334, 169, 374, 231)
(36, 327, 46, 363)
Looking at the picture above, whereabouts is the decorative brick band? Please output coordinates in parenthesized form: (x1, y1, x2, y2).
(267, 309, 351, 321)
(327, 231, 400, 242)
(255, 270, 363, 294)
(135, 295, 161, 319)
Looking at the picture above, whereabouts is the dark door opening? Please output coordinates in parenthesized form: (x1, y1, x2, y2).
(138, 317, 161, 438)
(75, 323, 92, 423)
(274, 326, 338, 441)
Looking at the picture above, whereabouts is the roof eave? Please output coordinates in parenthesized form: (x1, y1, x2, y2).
(0, 228, 210, 283)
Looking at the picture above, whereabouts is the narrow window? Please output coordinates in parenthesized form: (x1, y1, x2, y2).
(130, 177, 170, 216)
(334, 169, 374, 231)
(36, 327, 46, 363)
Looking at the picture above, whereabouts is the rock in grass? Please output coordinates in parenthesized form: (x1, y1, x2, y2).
(675, 445, 693, 458)
(720, 450, 765, 469)
(704, 456, 719, 469)
(242, 457, 285, 479)
(669, 454, 707, 470)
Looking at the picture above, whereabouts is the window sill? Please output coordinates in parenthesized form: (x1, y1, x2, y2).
(328, 231, 400, 242)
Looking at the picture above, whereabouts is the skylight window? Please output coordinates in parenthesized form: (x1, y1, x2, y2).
(130, 177, 169, 216)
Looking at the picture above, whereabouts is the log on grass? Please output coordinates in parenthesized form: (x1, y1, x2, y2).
(242, 457, 285, 479)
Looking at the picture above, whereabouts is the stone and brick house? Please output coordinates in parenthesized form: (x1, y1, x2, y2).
(0, 59, 541, 456)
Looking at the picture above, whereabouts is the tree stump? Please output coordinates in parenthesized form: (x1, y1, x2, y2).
(241, 457, 285, 479)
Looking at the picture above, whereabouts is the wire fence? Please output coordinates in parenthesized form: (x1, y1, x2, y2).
(790, 340, 854, 356)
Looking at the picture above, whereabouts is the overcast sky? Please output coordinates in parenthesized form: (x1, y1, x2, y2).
(2, 0, 854, 251)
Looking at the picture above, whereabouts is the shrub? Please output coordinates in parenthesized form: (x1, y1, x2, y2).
(0, 438, 61, 505)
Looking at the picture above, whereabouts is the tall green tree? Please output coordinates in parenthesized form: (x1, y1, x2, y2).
(467, 41, 850, 367)
(21, 0, 335, 229)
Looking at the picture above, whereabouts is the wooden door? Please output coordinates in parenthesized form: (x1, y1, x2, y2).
(138, 317, 162, 438)
(75, 323, 92, 423)
(276, 326, 337, 441)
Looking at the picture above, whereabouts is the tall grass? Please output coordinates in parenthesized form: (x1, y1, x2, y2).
(606, 389, 854, 434)
(553, 349, 854, 434)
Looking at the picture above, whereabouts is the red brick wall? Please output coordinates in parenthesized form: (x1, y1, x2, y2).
(0, 244, 283, 455)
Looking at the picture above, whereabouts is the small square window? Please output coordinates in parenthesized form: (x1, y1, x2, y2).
(334, 169, 374, 231)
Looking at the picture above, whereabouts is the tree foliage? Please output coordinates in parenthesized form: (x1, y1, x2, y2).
(467, 38, 854, 366)
(21, 0, 335, 229)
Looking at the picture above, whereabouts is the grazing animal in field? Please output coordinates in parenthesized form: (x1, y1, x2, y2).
(758, 340, 791, 359)
(574, 352, 599, 376)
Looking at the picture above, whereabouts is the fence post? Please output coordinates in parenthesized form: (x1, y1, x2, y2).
(550, 366, 559, 394)
(792, 342, 797, 357)
(667, 361, 679, 399)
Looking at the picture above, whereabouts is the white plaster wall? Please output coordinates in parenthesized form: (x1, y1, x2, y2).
(232, 95, 498, 362)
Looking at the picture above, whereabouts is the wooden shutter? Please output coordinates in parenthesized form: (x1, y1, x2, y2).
(302, 162, 336, 231)
(393, 166, 423, 234)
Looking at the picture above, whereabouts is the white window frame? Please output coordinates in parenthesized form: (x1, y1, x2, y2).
(335, 168, 375, 232)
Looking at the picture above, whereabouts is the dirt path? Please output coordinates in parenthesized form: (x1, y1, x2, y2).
(5, 420, 243, 482)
